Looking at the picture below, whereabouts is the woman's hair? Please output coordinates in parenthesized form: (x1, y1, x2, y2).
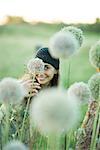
(49, 71, 59, 87)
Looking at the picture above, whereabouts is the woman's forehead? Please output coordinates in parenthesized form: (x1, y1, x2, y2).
(44, 62, 54, 68)
(44, 62, 51, 66)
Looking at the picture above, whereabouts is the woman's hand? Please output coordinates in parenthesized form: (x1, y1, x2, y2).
(29, 81, 41, 97)
(19, 75, 41, 97)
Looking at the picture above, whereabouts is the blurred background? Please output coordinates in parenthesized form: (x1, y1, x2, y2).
(0, 0, 100, 84)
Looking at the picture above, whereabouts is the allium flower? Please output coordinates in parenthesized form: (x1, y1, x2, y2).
(88, 73, 100, 100)
(0, 77, 26, 104)
(3, 140, 28, 150)
(61, 26, 84, 47)
(30, 88, 79, 135)
(67, 82, 91, 104)
(49, 31, 79, 59)
(89, 40, 100, 69)
(27, 58, 44, 74)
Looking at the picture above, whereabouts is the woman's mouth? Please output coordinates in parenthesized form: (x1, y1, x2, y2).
(38, 77, 45, 81)
(37, 75, 47, 81)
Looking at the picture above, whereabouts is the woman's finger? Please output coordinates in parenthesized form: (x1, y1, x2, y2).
(33, 82, 40, 86)
(32, 85, 41, 90)
(32, 89, 39, 93)
(28, 89, 39, 97)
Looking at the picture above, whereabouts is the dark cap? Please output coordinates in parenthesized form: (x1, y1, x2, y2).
(35, 47, 59, 69)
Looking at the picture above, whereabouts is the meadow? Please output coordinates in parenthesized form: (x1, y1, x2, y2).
(0, 23, 99, 83)
(0, 23, 99, 150)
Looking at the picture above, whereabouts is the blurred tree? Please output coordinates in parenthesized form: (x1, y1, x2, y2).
(95, 18, 100, 24)
(5, 16, 26, 24)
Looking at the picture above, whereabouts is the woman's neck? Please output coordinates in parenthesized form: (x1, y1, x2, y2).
(41, 82, 51, 89)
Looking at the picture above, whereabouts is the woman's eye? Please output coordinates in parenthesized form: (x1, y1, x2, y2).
(44, 65, 49, 70)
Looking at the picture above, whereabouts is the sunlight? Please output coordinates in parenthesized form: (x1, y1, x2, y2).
(0, 0, 99, 24)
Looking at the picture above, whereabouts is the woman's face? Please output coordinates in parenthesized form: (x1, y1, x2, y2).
(35, 63, 57, 85)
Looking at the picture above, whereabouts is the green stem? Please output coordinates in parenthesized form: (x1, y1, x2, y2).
(47, 134, 60, 150)
(66, 62, 71, 89)
(20, 97, 31, 141)
(59, 59, 71, 150)
(59, 58, 70, 89)
(94, 111, 100, 149)
(3, 103, 10, 145)
(66, 130, 73, 150)
(97, 113, 100, 149)
(90, 102, 100, 150)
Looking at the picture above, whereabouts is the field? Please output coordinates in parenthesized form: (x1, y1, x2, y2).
(0, 23, 99, 83)
(0, 23, 99, 149)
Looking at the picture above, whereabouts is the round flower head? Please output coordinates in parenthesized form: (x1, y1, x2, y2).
(89, 40, 100, 69)
(49, 31, 79, 59)
(0, 77, 26, 104)
(67, 82, 91, 104)
(88, 73, 100, 100)
(61, 26, 84, 47)
(27, 58, 44, 74)
(3, 140, 28, 150)
(30, 88, 79, 135)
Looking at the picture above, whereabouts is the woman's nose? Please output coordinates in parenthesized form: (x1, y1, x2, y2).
(36, 72, 45, 77)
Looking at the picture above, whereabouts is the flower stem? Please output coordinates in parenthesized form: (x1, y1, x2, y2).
(59, 58, 71, 150)
(3, 103, 10, 145)
(47, 134, 60, 150)
(90, 101, 100, 150)
(20, 97, 31, 141)
(59, 58, 70, 89)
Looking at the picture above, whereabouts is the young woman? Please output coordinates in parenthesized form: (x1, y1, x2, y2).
(21, 47, 59, 98)
(19, 47, 59, 144)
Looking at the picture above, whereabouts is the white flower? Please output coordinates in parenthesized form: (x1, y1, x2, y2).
(67, 82, 91, 104)
(27, 58, 44, 74)
(89, 40, 100, 69)
(30, 88, 79, 135)
(0, 77, 26, 104)
(3, 140, 28, 150)
(88, 73, 100, 100)
(49, 31, 79, 59)
(61, 26, 84, 47)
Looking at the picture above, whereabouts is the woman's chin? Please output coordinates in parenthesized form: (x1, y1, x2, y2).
(37, 79, 47, 85)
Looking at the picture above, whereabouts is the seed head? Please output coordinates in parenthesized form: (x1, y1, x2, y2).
(89, 40, 100, 69)
(30, 88, 79, 135)
(61, 26, 84, 47)
(67, 82, 91, 104)
(49, 31, 79, 59)
(88, 73, 100, 100)
(0, 77, 26, 104)
(27, 58, 44, 74)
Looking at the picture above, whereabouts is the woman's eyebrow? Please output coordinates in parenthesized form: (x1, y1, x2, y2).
(44, 64, 49, 66)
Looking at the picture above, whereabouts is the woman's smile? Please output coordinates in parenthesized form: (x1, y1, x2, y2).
(36, 74, 49, 84)
(37, 75, 46, 81)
